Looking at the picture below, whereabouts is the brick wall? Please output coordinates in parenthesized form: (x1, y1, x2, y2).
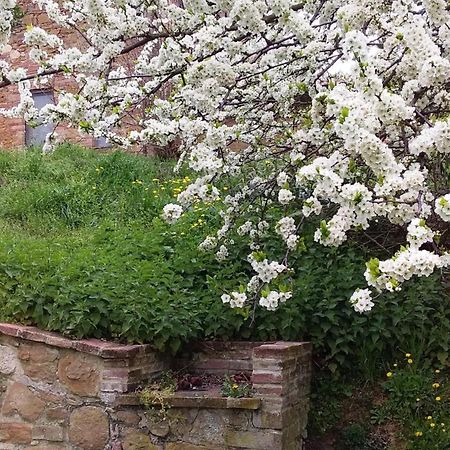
(0, 1, 150, 152)
(0, 323, 312, 449)
(0, 1, 97, 150)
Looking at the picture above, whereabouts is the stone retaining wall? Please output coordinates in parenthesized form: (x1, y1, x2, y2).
(0, 323, 311, 450)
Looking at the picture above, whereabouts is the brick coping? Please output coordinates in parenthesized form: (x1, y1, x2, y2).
(0, 323, 152, 359)
(0, 322, 310, 360)
(117, 390, 262, 410)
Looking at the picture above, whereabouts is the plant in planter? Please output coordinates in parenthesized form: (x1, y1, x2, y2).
(139, 371, 178, 425)
(221, 373, 254, 398)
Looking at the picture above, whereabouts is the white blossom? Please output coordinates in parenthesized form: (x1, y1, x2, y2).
(350, 289, 374, 313)
(162, 204, 183, 224)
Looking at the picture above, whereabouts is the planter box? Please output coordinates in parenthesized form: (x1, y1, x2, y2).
(0, 323, 311, 449)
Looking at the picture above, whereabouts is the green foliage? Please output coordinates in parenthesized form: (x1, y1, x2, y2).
(139, 370, 177, 424)
(0, 145, 448, 380)
(337, 423, 370, 450)
(308, 375, 352, 434)
(220, 375, 253, 398)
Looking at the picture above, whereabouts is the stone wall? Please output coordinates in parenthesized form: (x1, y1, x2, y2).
(0, 323, 311, 450)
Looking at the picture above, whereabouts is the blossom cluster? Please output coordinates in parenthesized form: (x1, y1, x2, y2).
(0, 0, 449, 313)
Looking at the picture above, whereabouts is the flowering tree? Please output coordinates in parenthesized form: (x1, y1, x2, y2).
(0, 0, 449, 313)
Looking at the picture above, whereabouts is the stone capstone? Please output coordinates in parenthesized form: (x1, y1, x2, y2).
(69, 406, 109, 450)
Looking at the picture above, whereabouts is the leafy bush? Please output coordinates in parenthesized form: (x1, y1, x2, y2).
(0, 146, 448, 376)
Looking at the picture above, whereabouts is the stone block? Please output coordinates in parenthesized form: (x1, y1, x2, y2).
(24, 446, 70, 450)
(2, 382, 45, 421)
(69, 406, 109, 450)
(116, 410, 141, 426)
(252, 409, 283, 429)
(0, 345, 16, 375)
(0, 422, 32, 444)
(46, 406, 69, 422)
(187, 409, 227, 445)
(32, 424, 64, 441)
(18, 342, 59, 383)
(149, 420, 170, 437)
(58, 351, 101, 396)
(165, 444, 223, 450)
(122, 430, 158, 449)
(224, 429, 283, 449)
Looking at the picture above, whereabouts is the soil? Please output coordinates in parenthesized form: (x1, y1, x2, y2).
(174, 371, 252, 391)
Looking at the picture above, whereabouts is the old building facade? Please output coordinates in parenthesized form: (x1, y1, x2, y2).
(0, 2, 115, 151)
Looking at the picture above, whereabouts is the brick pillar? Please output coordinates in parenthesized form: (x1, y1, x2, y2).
(252, 342, 312, 450)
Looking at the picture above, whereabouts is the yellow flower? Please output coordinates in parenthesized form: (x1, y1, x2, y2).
(436, 396, 441, 401)
(386, 372, 393, 378)
(415, 431, 423, 437)
(431, 423, 436, 428)
(405, 353, 411, 357)
(407, 359, 413, 364)
(232, 384, 239, 389)
(436, 369, 441, 374)
(433, 383, 440, 388)
(427, 416, 433, 420)
(416, 398, 420, 402)
(441, 423, 445, 427)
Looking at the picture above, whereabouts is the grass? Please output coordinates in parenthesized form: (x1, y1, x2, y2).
(0, 144, 179, 234)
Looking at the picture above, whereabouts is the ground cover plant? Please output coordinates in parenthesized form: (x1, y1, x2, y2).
(0, 146, 447, 367)
(0, 0, 449, 317)
(307, 355, 450, 450)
